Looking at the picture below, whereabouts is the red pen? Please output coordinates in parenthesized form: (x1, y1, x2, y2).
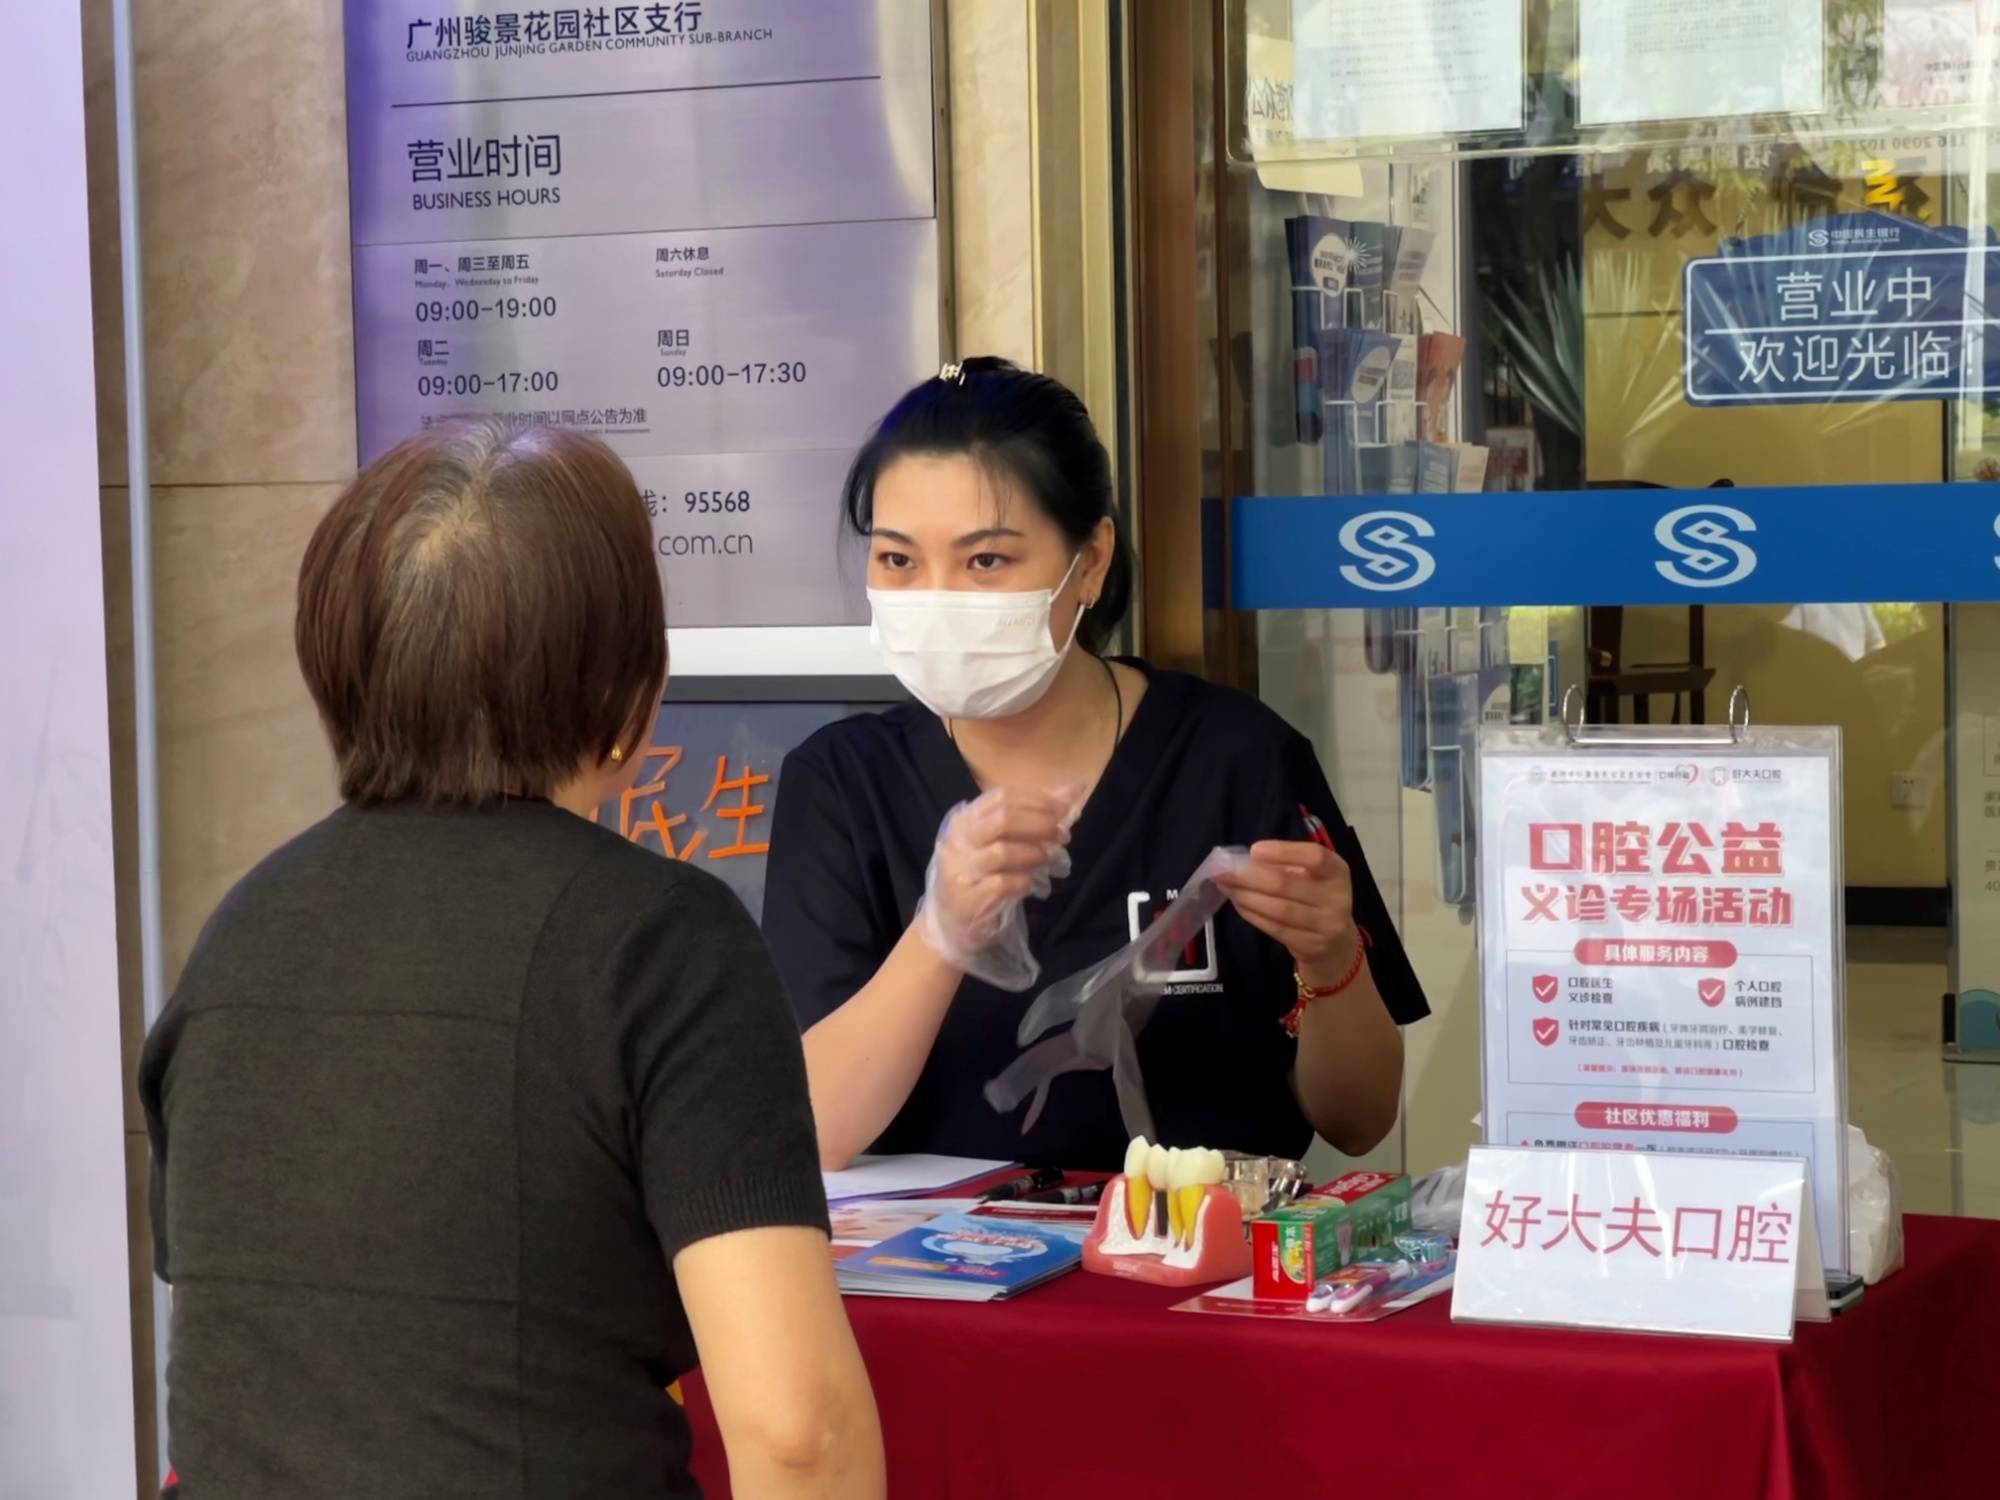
(1300, 805, 1336, 850)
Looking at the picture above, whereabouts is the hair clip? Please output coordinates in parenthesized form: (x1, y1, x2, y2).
(938, 361, 966, 385)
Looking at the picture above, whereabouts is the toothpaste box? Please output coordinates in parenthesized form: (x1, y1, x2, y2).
(1250, 1171, 1413, 1300)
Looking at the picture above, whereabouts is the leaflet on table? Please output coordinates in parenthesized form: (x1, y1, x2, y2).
(1292, 0, 1524, 141)
(1171, 1270, 1453, 1324)
(1476, 731, 1848, 1267)
(836, 1214, 1087, 1301)
(343, 0, 934, 245)
(627, 451, 870, 629)
(822, 1154, 1018, 1206)
(1577, 0, 1824, 126)
(352, 218, 937, 464)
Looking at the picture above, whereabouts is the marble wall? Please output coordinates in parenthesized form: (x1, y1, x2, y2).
(947, 0, 1036, 366)
(80, 1, 1036, 1488)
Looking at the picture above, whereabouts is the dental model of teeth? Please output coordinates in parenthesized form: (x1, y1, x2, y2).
(1081, 1136, 1252, 1287)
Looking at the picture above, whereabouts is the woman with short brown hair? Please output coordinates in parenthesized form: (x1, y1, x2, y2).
(141, 419, 882, 1499)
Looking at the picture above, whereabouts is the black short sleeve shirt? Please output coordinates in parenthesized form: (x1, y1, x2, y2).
(140, 800, 827, 1498)
(761, 662, 1430, 1170)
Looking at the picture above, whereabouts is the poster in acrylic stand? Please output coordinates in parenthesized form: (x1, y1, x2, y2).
(1475, 710, 1849, 1269)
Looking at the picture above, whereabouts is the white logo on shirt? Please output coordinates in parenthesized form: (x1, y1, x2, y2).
(1126, 888, 1220, 986)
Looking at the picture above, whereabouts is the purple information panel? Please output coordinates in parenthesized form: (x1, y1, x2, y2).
(343, 0, 941, 639)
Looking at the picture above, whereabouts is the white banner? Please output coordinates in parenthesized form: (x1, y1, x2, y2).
(0, 5, 138, 1493)
(1477, 727, 1848, 1268)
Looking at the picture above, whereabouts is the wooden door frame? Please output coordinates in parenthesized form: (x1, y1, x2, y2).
(1126, 0, 1246, 683)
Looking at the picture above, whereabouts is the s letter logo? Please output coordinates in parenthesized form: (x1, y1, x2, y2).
(1655, 505, 1757, 589)
(1338, 511, 1437, 593)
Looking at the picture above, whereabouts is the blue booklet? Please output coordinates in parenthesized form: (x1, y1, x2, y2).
(835, 1213, 1087, 1301)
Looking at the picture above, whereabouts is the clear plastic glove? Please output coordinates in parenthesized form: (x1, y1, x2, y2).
(984, 846, 1251, 1137)
(916, 786, 1077, 991)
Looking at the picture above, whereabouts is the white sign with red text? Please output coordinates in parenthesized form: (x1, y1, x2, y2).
(1452, 1146, 1828, 1341)
(1477, 728, 1848, 1269)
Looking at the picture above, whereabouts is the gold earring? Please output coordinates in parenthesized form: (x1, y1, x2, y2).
(610, 745, 624, 764)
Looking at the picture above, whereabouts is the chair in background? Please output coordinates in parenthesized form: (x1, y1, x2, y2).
(1579, 479, 1728, 726)
(1584, 603, 1712, 725)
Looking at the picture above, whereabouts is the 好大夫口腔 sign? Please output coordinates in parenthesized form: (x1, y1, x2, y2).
(1453, 1146, 1828, 1340)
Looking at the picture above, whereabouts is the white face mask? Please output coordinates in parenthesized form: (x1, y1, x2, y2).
(869, 554, 1086, 720)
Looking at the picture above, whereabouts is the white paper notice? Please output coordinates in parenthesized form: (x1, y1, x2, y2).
(1882, 1, 2000, 109)
(1291, 0, 1523, 141)
(1579, 0, 1826, 126)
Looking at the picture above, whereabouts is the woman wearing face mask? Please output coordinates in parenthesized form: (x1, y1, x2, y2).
(764, 358, 1429, 1172)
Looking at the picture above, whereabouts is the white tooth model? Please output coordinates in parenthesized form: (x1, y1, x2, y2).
(1083, 1138, 1249, 1287)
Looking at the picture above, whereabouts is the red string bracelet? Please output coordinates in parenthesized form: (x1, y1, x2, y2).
(1281, 926, 1371, 1038)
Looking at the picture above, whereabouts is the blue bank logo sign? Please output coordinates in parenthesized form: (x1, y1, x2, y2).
(1337, 510, 1437, 592)
(1654, 505, 1759, 588)
(1231, 484, 2000, 610)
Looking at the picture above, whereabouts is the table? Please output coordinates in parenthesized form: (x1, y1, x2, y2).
(684, 1213, 2000, 1499)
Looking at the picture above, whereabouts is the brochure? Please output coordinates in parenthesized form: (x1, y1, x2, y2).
(836, 1213, 1088, 1301)
(828, 1198, 977, 1251)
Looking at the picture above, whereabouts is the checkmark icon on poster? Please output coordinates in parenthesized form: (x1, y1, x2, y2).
(1532, 974, 1559, 1003)
(1532, 1017, 1560, 1047)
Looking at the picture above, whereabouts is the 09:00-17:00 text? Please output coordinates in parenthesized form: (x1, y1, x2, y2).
(416, 371, 560, 397)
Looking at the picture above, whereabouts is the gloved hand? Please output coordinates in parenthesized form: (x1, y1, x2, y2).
(916, 786, 1076, 990)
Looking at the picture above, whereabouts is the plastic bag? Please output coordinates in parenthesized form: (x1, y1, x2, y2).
(983, 846, 1252, 1138)
(916, 797, 1073, 992)
(1845, 1124, 1904, 1285)
(1409, 1161, 1467, 1237)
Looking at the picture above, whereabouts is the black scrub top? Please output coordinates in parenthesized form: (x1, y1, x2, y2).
(762, 661, 1430, 1170)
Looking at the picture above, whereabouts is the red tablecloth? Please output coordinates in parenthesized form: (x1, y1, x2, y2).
(685, 1213, 2000, 1500)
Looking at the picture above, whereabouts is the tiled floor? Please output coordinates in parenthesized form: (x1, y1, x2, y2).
(1847, 928, 2000, 1220)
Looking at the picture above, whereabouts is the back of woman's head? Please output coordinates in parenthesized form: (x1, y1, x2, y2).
(841, 356, 1132, 652)
(297, 418, 665, 804)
